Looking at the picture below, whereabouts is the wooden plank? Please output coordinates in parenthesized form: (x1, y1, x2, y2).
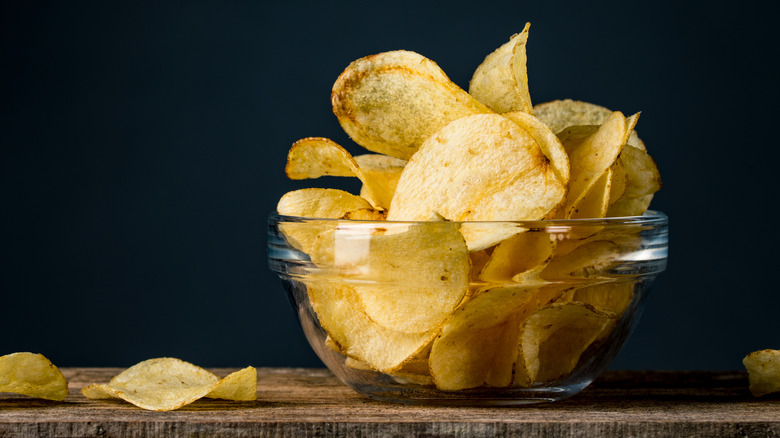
(1, 368, 778, 437)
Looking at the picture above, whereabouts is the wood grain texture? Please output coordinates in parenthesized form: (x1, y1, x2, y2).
(1, 368, 778, 437)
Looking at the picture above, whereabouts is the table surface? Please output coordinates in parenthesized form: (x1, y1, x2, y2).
(1, 368, 778, 437)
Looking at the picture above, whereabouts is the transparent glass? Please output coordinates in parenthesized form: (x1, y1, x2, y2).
(268, 211, 668, 405)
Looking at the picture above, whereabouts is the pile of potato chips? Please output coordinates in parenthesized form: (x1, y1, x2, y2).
(276, 23, 664, 391)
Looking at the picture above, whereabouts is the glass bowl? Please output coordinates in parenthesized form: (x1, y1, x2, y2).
(268, 211, 668, 405)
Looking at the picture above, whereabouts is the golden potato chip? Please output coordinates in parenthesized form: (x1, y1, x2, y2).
(81, 358, 256, 411)
(517, 302, 615, 384)
(276, 188, 373, 254)
(533, 99, 645, 150)
(468, 23, 533, 114)
(0, 352, 69, 401)
(285, 138, 406, 209)
(607, 194, 655, 217)
(387, 114, 566, 222)
(332, 50, 492, 160)
(541, 240, 620, 281)
(501, 110, 570, 186)
(310, 221, 470, 333)
(479, 230, 554, 283)
(561, 111, 638, 218)
(569, 168, 614, 219)
(606, 145, 661, 217)
(354, 154, 407, 209)
(340, 208, 387, 221)
(458, 222, 527, 252)
(305, 281, 436, 372)
(285, 137, 359, 179)
(430, 285, 540, 390)
(743, 349, 780, 397)
(483, 312, 523, 387)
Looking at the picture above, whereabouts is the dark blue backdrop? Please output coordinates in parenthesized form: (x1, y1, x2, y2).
(2, 1, 777, 369)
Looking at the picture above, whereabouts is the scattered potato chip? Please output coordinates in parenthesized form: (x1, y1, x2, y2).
(388, 114, 566, 221)
(332, 50, 493, 160)
(468, 23, 533, 114)
(0, 352, 69, 401)
(81, 358, 256, 411)
(743, 349, 780, 397)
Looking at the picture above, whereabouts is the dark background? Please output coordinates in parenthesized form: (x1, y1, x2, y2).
(2, 1, 777, 370)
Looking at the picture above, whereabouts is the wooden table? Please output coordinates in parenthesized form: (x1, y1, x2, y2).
(1, 368, 778, 437)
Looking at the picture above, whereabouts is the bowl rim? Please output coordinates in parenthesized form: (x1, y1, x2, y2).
(269, 210, 668, 227)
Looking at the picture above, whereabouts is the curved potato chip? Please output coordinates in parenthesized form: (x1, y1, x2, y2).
(534, 99, 645, 150)
(743, 349, 780, 397)
(430, 285, 539, 390)
(569, 168, 614, 219)
(606, 144, 661, 217)
(0, 352, 68, 401)
(468, 23, 533, 114)
(518, 302, 615, 384)
(305, 281, 436, 372)
(332, 50, 492, 159)
(479, 230, 555, 283)
(542, 240, 620, 281)
(81, 358, 256, 411)
(458, 222, 527, 252)
(276, 188, 373, 254)
(285, 137, 359, 179)
(388, 114, 566, 221)
(561, 111, 638, 218)
(310, 221, 470, 333)
(501, 110, 570, 186)
(354, 154, 407, 209)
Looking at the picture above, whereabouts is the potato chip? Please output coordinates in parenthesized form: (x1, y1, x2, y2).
(276, 188, 373, 254)
(517, 302, 615, 384)
(541, 240, 620, 281)
(310, 220, 470, 333)
(305, 281, 436, 372)
(0, 352, 69, 401)
(501, 110, 570, 187)
(340, 208, 387, 221)
(468, 23, 533, 114)
(533, 99, 646, 150)
(285, 137, 360, 179)
(430, 285, 539, 390)
(479, 230, 554, 283)
(569, 167, 614, 219)
(561, 111, 638, 218)
(354, 154, 407, 209)
(743, 349, 780, 397)
(458, 222, 527, 252)
(387, 114, 566, 222)
(285, 138, 406, 209)
(81, 358, 256, 411)
(606, 144, 662, 217)
(332, 50, 493, 160)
